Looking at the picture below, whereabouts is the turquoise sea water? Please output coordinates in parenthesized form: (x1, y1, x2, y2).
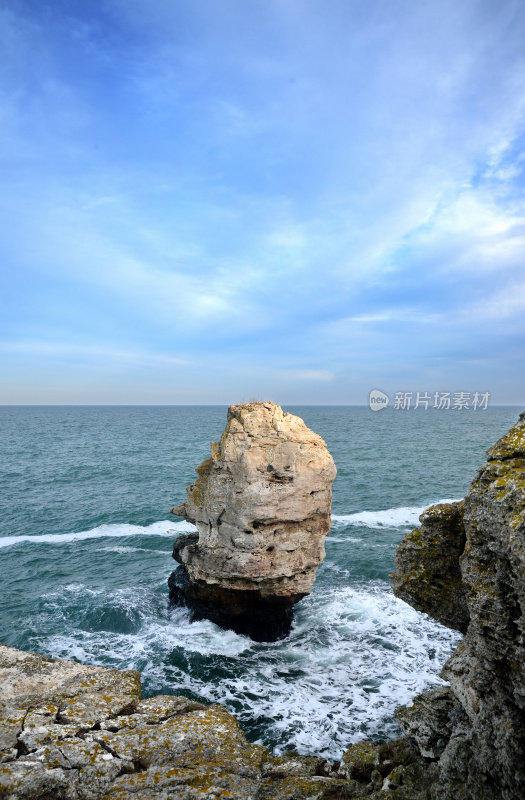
(0, 405, 520, 759)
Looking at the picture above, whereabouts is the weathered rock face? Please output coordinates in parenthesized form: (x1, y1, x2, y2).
(391, 501, 469, 633)
(392, 411, 525, 800)
(169, 401, 337, 640)
(0, 642, 429, 800)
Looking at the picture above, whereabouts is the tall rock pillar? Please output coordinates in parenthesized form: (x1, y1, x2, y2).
(169, 401, 336, 641)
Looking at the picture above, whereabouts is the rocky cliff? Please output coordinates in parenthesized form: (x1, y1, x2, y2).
(392, 411, 525, 800)
(169, 401, 337, 640)
(391, 501, 469, 633)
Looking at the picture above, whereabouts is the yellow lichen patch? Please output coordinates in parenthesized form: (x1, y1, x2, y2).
(392, 501, 469, 631)
(195, 458, 213, 477)
(103, 764, 258, 799)
(211, 441, 222, 460)
(487, 422, 525, 461)
(423, 501, 464, 518)
(404, 526, 424, 546)
(188, 457, 214, 506)
(259, 776, 318, 799)
(339, 739, 378, 782)
(510, 510, 525, 530)
(0, 764, 21, 796)
(95, 705, 265, 781)
(464, 562, 500, 601)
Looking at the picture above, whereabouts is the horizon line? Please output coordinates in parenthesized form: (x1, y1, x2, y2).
(0, 403, 523, 409)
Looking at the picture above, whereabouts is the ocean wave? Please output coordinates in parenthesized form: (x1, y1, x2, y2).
(34, 580, 461, 760)
(326, 536, 363, 544)
(100, 546, 170, 554)
(0, 499, 462, 550)
(38, 583, 253, 658)
(331, 498, 461, 529)
(0, 519, 196, 550)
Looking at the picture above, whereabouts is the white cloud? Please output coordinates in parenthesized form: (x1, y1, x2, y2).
(466, 281, 525, 321)
(426, 190, 524, 238)
(277, 369, 334, 382)
(1, 0, 525, 402)
(266, 225, 307, 251)
(0, 341, 188, 367)
(335, 310, 443, 326)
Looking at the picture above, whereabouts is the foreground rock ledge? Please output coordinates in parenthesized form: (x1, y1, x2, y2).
(169, 401, 337, 641)
(0, 643, 426, 800)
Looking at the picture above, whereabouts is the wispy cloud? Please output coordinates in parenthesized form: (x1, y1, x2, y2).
(0, 0, 524, 402)
(0, 341, 188, 368)
(277, 370, 334, 382)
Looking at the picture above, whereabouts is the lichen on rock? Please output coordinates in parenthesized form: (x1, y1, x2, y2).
(169, 401, 337, 640)
(392, 411, 525, 800)
(391, 500, 469, 633)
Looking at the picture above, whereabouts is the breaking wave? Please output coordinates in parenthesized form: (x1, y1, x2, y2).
(34, 579, 461, 759)
(331, 498, 460, 529)
(0, 498, 462, 551)
(0, 519, 195, 550)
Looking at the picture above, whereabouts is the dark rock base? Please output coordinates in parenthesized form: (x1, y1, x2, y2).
(168, 566, 298, 642)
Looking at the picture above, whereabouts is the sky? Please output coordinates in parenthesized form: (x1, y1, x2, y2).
(1, 0, 524, 405)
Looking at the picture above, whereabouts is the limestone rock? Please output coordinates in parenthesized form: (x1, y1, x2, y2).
(338, 738, 430, 799)
(169, 401, 336, 640)
(391, 501, 469, 633)
(394, 687, 468, 760)
(392, 411, 525, 800)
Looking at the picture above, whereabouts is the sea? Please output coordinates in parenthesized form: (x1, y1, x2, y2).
(0, 405, 520, 760)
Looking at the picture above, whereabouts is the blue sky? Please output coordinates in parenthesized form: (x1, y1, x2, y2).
(1, 0, 524, 404)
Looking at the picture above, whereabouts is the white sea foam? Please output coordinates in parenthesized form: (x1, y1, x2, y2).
(326, 536, 363, 544)
(8, 503, 464, 758)
(35, 580, 461, 760)
(41, 585, 253, 663)
(0, 519, 197, 550)
(100, 546, 169, 554)
(1, 500, 462, 551)
(331, 498, 461, 529)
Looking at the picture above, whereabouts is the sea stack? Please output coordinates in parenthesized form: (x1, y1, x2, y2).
(168, 401, 336, 640)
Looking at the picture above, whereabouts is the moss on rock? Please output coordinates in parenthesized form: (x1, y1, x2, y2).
(390, 501, 469, 633)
